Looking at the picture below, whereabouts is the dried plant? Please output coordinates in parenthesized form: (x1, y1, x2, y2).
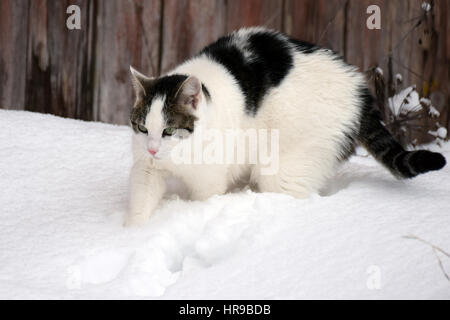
(370, 67, 446, 147)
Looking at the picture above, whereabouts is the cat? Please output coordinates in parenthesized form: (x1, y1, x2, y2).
(125, 27, 446, 226)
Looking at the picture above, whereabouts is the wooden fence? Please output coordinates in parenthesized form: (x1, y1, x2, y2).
(0, 0, 448, 144)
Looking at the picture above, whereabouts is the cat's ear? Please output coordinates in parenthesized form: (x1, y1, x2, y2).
(175, 76, 202, 110)
(130, 66, 153, 99)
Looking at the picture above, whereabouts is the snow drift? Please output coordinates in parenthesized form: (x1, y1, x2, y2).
(0, 110, 449, 299)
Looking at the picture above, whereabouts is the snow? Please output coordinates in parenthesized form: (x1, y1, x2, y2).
(419, 97, 440, 118)
(429, 106, 441, 117)
(420, 97, 431, 106)
(422, 2, 431, 12)
(1, 110, 449, 299)
(388, 86, 423, 116)
(428, 127, 447, 140)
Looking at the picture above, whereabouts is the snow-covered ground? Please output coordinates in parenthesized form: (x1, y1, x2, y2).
(0, 110, 449, 299)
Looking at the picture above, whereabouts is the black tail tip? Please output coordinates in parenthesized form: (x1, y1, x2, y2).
(410, 150, 446, 174)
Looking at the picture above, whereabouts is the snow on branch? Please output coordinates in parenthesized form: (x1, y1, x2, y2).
(388, 86, 422, 116)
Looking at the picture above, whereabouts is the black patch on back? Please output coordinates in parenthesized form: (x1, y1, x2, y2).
(200, 30, 294, 116)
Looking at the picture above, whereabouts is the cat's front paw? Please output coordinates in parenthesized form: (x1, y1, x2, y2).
(123, 212, 150, 227)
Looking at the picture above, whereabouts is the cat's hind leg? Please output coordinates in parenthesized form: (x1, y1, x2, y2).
(188, 168, 228, 201)
(253, 149, 337, 199)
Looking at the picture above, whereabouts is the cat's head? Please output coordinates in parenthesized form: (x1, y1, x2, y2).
(129, 66, 207, 160)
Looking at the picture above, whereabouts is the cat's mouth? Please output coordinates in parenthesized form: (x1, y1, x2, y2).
(149, 153, 162, 160)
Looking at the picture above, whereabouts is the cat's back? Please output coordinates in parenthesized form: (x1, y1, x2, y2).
(198, 27, 296, 116)
(197, 27, 363, 116)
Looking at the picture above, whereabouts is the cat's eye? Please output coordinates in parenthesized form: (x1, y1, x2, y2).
(163, 127, 177, 137)
(137, 124, 148, 134)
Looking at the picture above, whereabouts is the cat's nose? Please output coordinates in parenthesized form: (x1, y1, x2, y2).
(148, 148, 158, 156)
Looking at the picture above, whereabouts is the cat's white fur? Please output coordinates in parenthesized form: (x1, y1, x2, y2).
(126, 28, 365, 226)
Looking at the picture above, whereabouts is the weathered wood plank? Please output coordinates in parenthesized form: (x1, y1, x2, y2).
(424, 0, 448, 140)
(445, 0, 450, 133)
(0, 0, 29, 110)
(382, 0, 446, 143)
(160, 0, 226, 74)
(284, 0, 346, 54)
(24, 0, 94, 120)
(94, 0, 161, 124)
(344, 0, 385, 72)
(226, 0, 283, 32)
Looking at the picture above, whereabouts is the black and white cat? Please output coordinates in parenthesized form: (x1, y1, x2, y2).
(126, 27, 446, 226)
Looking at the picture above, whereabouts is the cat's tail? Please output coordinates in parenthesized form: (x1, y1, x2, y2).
(357, 88, 446, 178)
